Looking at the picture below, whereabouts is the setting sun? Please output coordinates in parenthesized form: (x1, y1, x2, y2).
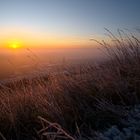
(11, 43, 19, 49)
(8, 41, 22, 49)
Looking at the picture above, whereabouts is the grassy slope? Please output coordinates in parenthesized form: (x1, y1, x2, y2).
(0, 30, 140, 140)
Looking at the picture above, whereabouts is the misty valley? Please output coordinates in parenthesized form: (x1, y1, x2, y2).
(0, 47, 103, 80)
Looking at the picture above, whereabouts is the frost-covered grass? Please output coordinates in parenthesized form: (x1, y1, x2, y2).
(0, 30, 140, 140)
(95, 105, 140, 140)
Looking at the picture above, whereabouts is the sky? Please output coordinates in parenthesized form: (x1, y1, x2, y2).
(0, 0, 140, 48)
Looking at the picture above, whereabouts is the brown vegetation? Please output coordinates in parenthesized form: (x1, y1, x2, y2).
(0, 30, 140, 140)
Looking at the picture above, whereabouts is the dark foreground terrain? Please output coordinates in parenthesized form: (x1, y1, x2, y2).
(0, 31, 140, 140)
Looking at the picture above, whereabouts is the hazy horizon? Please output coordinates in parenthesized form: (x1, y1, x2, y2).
(0, 47, 104, 80)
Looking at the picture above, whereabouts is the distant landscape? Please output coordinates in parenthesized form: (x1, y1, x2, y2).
(0, 48, 103, 80)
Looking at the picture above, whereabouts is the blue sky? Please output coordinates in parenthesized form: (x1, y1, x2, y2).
(0, 0, 140, 47)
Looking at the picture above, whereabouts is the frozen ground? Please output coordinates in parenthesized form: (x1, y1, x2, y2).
(95, 105, 140, 140)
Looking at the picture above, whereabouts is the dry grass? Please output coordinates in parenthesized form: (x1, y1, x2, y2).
(0, 30, 140, 140)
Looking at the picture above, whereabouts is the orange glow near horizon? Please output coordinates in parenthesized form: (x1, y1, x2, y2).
(1, 37, 95, 49)
(0, 26, 99, 49)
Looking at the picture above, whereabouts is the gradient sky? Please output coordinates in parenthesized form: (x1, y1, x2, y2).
(0, 0, 140, 48)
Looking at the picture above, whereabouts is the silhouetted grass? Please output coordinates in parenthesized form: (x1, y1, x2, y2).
(0, 30, 140, 140)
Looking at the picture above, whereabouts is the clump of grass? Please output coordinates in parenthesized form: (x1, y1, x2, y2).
(92, 28, 140, 105)
(0, 29, 140, 140)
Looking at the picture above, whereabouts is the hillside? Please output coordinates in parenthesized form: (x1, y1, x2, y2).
(0, 31, 140, 140)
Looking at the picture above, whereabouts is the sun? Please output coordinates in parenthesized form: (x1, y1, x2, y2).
(11, 43, 19, 49)
(8, 41, 22, 49)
